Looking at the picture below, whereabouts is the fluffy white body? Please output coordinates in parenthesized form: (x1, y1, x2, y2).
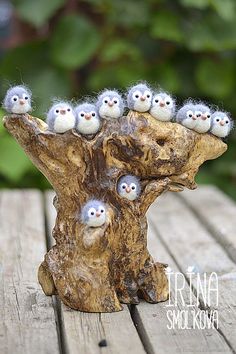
(96, 90, 124, 120)
(117, 175, 141, 201)
(193, 104, 211, 133)
(150, 92, 175, 121)
(81, 200, 106, 227)
(127, 83, 152, 112)
(176, 104, 197, 129)
(210, 111, 232, 138)
(75, 103, 100, 135)
(47, 102, 76, 133)
(3, 85, 32, 114)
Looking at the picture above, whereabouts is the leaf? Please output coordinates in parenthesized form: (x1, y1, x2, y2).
(185, 14, 236, 51)
(180, 0, 209, 8)
(196, 58, 235, 98)
(13, 0, 65, 28)
(50, 15, 101, 69)
(151, 10, 184, 43)
(209, 0, 236, 21)
(100, 39, 141, 62)
(0, 135, 33, 182)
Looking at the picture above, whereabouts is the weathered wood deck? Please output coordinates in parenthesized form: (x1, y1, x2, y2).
(0, 186, 236, 354)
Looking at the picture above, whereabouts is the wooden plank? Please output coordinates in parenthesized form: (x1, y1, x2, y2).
(130, 219, 232, 354)
(148, 192, 236, 352)
(0, 190, 60, 354)
(180, 185, 236, 262)
(45, 191, 145, 354)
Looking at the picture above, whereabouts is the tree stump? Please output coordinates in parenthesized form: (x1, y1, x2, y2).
(4, 111, 227, 312)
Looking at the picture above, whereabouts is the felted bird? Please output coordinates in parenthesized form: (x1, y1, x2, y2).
(210, 111, 233, 138)
(150, 91, 175, 121)
(193, 103, 212, 133)
(81, 200, 106, 227)
(126, 83, 152, 112)
(75, 103, 101, 135)
(46, 101, 76, 133)
(117, 175, 141, 201)
(3, 85, 32, 114)
(176, 102, 197, 130)
(96, 89, 124, 120)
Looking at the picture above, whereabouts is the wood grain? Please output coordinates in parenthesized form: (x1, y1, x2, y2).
(148, 193, 236, 352)
(4, 112, 227, 312)
(45, 191, 146, 354)
(0, 191, 60, 354)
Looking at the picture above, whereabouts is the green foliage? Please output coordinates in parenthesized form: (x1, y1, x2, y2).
(0, 0, 236, 198)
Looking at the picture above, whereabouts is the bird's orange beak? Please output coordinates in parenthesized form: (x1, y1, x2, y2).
(96, 212, 101, 217)
(60, 109, 66, 115)
(108, 101, 114, 107)
(126, 187, 131, 193)
(19, 100, 25, 105)
(85, 113, 91, 120)
(220, 121, 225, 126)
(201, 115, 207, 120)
(192, 115, 197, 120)
(159, 101, 165, 107)
(140, 96, 146, 101)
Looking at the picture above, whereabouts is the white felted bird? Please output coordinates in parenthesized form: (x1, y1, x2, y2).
(46, 102, 76, 133)
(150, 91, 176, 121)
(117, 175, 141, 201)
(75, 103, 101, 135)
(3, 85, 32, 114)
(176, 102, 197, 130)
(127, 83, 152, 112)
(193, 103, 212, 133)
(96, 89, 124, 120)
(81, 200, 106, 227)
(210, 111, 233, 138)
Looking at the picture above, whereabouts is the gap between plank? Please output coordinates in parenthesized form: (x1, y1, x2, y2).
(151, 222, 235, 354)
(177, 193, 236, 266)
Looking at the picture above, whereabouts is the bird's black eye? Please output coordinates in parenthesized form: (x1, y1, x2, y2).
(131, 186, 135, 190)
(92, 113, 95, 117)
(166, 101, 170, 105)
(104, 100, 108, 104)
(81, 113, 84, 117)
(13, 97, 17, 101)
(155, 99, 159, 103)
(226, 120, 229, 124)
(25, 96, 28, 100)
(122, 185, 126, 189)
(197, 114, 201, 117)
(91, 211, 94, 215)
(216, 118, 220, 122)
(135, 95, 139, 98)
(147, 94, 150, 98)
(100, 209, 104, 213)
(189, 114, 192, 117)
(207, 114, 210, 118)
(56, 109, 59, 113)
(114, 100, 118, 104)
(67, 108, 71, 112)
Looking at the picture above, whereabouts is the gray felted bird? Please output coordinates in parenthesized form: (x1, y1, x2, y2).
(96, 89, 124, 120)
(176, 102, 197, 130)
(117, 175, 141, 201)
(210, 111, 233, 138)
(127, 83, 152, 112)
(81, 200, 106, 227)
(3, 85, 32, 114)
(150, 91, 175, 121)
(193, 103, 212, 133)
(46, 101, 76, 133)
(75, 103, 101, 135)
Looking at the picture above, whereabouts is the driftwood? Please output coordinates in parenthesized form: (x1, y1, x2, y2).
(4, 111, 227, 312)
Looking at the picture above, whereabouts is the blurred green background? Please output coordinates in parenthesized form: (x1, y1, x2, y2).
(0, 0, 235, 197)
